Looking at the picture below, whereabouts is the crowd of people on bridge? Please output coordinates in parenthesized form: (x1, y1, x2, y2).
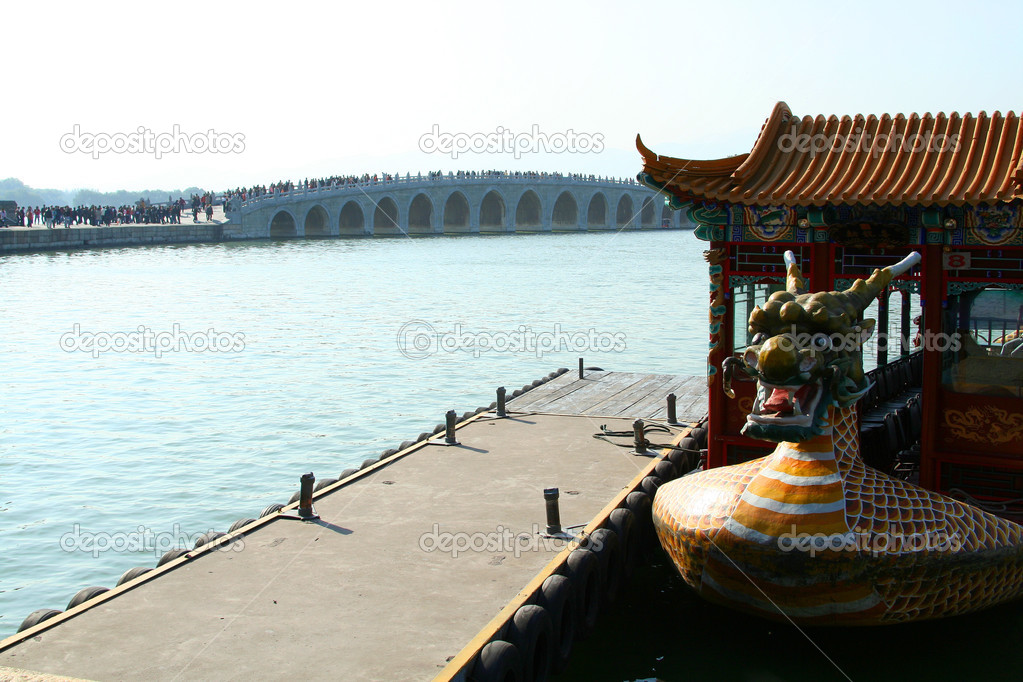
(0, 192, 220, 229)
(222, 173, 400, 208)
(2, 169, 644, 228)
(221, 170, 637, 210)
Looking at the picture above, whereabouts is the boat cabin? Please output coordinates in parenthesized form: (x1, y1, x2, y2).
(639, 102, 1023, 515)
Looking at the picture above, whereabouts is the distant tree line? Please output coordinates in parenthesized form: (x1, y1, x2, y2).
(0, 178, 206, 208)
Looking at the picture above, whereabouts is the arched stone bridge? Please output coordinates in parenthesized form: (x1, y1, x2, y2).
(227, 173, 693, 238)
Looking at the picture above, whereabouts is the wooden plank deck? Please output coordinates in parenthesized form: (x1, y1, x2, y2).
(508, 370, 707, 422)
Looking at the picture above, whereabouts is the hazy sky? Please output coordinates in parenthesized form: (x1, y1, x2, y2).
(5, 0, 1021, 193)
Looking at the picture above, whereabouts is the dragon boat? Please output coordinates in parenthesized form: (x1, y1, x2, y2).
(638, 102, 1023, 625)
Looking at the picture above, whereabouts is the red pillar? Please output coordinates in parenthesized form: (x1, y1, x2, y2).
(706, 241, 729, 468)
(919, 242, 944, 489)
(810, 242, 831, 292)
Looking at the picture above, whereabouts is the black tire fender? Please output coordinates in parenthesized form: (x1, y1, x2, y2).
(689, 425, 708, 447)
(640, 475, 663, 499)
(608, 507, 639, 581)
(313, 478, 338, 492)
(654, 458, 677, 482)
(506, 604, 553, 682)
(539, 574, 576, 674)
(259, 503, 284, 518)
(157, 548, 190, 567)
(669, 436, 700, 474)
(67, 586, 109, 609)
(585, 527, 623, 607)
(229, 518, 256, 534)
(193, 531, 227, 549)
(116, 566, 152, 587)
(562, 547, 601, 639)
(470, 639, 522, 682)
(17, 608, 62, 632)
(625, 490, 656, 556)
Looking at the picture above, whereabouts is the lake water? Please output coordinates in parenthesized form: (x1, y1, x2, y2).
(0, 230, 709, 640)
(3, 232, 1021, 681)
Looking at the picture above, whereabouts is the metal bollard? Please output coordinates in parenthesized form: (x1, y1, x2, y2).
(496, 387, 506, 418)
(578, 357, 584, 379)
(666, 393, 678, 425)
(298, 472, 316, 519)
(445, 409, 459, 445)
(633, 419, 646, 452)
(544, 488, 562, 535)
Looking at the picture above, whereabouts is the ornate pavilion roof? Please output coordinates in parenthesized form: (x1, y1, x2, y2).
(638, 101, 1023, 208)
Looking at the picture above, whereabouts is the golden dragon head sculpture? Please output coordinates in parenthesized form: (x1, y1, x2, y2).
(723, 250, 921, 442)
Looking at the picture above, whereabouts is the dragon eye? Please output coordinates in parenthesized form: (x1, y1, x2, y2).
(810, 333, 831, 351)
(751, 333, 767, 345)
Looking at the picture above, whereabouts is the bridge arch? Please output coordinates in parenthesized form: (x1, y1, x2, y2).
(661, 202, 673, 228)
(479, 190, 507, 232)
(443, 191, 472, 233)
(269, 209, 298, 238)
(552, 191, 579, 230)
(338, 200, 366, 235)
(240, 178, 677, 238)
(374, 196, 402, 235)
(587, 192, 608, 228)
(408, 193, 434, 234)
(616, 194, 635, 228)
(304, 204, 330, 236)
(514, 190, 542, 230)
(640, 197, 657, 228)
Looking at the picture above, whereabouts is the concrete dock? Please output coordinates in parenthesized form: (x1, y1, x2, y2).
(0, 370, 707, 681)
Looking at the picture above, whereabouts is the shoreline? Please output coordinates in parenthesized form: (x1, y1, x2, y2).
(0, 210, 692, 255)
(0, 206, 239, 255)
(0, 221, 240, 255)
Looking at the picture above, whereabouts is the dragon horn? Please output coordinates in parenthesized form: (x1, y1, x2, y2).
(840, 251, 922, 313)
(886, 251, 922, 278)
(783, 250, 808, 295)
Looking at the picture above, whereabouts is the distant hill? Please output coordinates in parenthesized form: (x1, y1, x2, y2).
(0, 178, 207, 207)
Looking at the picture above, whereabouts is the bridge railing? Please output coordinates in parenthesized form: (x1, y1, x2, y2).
(231, 172, 647, 212)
